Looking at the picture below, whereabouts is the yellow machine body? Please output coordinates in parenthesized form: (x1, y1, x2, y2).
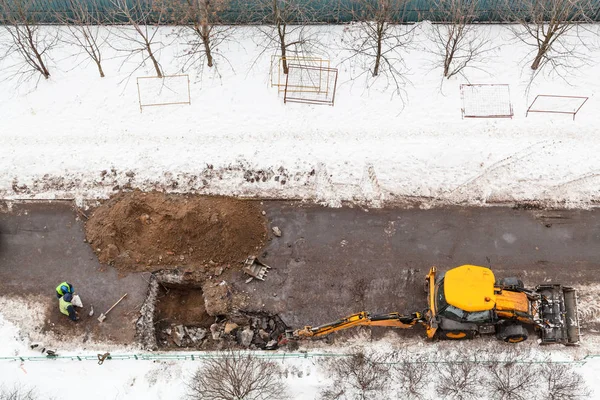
(289, 264, 579, 345)
(444, 265, 496, 312)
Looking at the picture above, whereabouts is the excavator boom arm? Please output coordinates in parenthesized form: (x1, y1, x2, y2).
(291, 311, 423, 339)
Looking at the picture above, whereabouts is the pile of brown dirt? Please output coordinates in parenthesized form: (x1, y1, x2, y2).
(85, 191, 268, 273)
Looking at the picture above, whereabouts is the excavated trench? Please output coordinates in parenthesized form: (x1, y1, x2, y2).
(136, 270, 288, 351)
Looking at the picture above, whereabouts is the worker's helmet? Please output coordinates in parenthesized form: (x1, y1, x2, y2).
(61, 285, 69, 294)
(63, 293, 73, 302)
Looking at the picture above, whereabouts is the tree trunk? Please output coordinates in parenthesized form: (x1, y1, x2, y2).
(25, 26, 50, 79)
(201, 25, 213, 67)
(444, 57, 450, 77)
(197, 0, 213, 68)
(96, 60, 105, 77)
(444, 32, 457, 78)
(531, 48, 545, 70)
(146, 44, 162, 77)
(273, 0, 288, 74)
(280, 33, 288, 74)
(373, 23, 384, 77)
(35, 52, 50, 79)
(531, 33, 552, 70)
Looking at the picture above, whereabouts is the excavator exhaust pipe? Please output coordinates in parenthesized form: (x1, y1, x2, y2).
(536, 285, 580, 345)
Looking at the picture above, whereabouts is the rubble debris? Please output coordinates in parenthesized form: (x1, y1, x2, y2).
(210, 323, 221, 340)
(136, 274, 160, 350)
(266, 340, 278, 350)
(193, 328, 208, 342)
(258, 329, 270, 342)
(173, 325, 185, 347)
(137, 269, 288, 351)
(239, 327, 254, 347)
(202, 280, 246, 316)
(272, 226, 282, 237)
(224, 322, 239, 335)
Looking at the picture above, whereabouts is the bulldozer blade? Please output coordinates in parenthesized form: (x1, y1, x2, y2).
(563, 287, 580, 345)
(536, 285, 580, 345)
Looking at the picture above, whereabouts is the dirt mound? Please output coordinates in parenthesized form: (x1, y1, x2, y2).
(85, 191, 267, 273)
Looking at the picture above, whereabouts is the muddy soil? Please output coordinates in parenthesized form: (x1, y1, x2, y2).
(155, 286, 214, 327)
(85, 191, 268, 273)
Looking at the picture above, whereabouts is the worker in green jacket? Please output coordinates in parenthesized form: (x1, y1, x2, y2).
(59, 293, 78, 321)
(55, 282, 74, 299)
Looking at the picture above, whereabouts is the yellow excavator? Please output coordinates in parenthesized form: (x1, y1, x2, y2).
(286, 265, 580, 345)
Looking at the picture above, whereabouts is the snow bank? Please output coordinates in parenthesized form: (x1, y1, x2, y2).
(1, 316, 600, 399)
(1, 25, 600, 207)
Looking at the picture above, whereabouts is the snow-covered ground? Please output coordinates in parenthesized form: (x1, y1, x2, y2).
(1, 311, 600, 399)
(1, 292, 600, 399)
(1, 24, 600, 207)
(3, 23, 600, 398)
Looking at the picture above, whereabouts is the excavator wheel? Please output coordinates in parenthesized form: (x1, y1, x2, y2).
(496, 324, 528, 343)
(442, 330, 475, 340)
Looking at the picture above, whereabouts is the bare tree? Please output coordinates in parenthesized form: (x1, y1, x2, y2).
(540, 362, 591, 400)
(0, 0, 58, 82)
(486, 360, 540, 400)
(186, 352, 288, 400)
(427, 0, 493, 79)
(321, 352, 394, 400)
(110, 0, 165, 78)
(251, 0, 324, 74)
(434, 358, 482, 400)
(156, 0, 235, 76)
(340, 0, 415, 96)
(395, 351, 431, 400)
(56, 0, 109, 77)
(506, 0, 594, 72)
(0, 384, 38, 400)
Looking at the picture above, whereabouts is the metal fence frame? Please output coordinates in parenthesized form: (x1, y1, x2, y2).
(460, 83, 514, 119)
(136, 74, 191, 113)
(283, 64, 338, 107)
(526, 94, 589, 121)
(1, 350, 597, 364)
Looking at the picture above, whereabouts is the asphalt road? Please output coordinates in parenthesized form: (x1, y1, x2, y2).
(1, 200, 600, 345)
(0, 202, 148, 344)
(241, 203, 600, 330)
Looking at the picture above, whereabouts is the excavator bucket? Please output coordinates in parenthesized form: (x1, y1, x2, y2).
(536, 285, 580, 345)
(242, 256, 271, 281)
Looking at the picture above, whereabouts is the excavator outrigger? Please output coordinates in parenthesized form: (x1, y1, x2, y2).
(286, 265, 580, 345)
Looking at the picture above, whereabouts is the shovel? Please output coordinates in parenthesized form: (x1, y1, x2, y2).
(98, 293, 127, 323)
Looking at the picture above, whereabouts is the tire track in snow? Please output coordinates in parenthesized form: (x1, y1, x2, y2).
(443, 139, 560, 203)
